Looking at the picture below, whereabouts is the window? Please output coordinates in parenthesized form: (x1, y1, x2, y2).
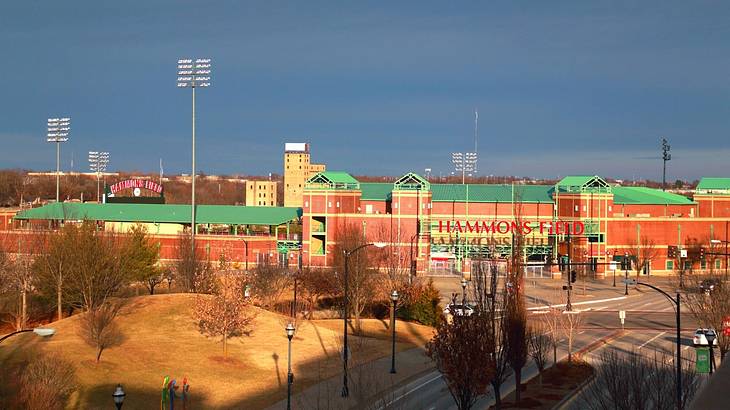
(304, 201, 309, 207)
(716, 259, 722, 269)
(583, 205, 586, 211)
(683, 260, 691, 270)
(666, 260, 674, 270)
(336, 201, 340, 208)
(328, 201, 332, 208)
(701, 260, 707, 270)
(608, 205, 612, 211)
(365, 204, 373, 214)
(574, 205, 579, 212)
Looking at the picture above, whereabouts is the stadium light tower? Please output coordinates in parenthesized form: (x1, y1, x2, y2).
(177, 58, 211, 254)
(47, 117, 71, 202)
(452, 152, 477, 184)
(88, 151, 110, 202)
(661, 137, 671, 191)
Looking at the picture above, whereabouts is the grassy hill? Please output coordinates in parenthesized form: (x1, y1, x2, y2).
(0, 294, 433, 409)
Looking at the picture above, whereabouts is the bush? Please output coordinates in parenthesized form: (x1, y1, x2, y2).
(19, 354, 77, 410)
(398, 280, 441, 326)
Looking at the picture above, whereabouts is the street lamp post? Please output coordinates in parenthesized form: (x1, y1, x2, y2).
(88, 151, 110, 202)
(634, 282, 682, 410)
(177, 58, 211, 256)
(341, 242, 386, 398)
(624, 252, 629, 296)
(112, 384, 126, 410)
(390, 290, 399, 374)
(0, 327, 56, 344)
(46, 117, 70, 202)
(285, 323, 295, 410)
(461, 277, 468, 306)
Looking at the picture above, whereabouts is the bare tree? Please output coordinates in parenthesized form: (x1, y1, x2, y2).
(560, 308, 584, 363)
(250, 260, 292, 309)
(194, 274, 256, 357)
(332, 222, 379, 335)
(527, 324, 550, 388)
(580, 349, 700, 410)
(627, 235, 660, 280)
(683, 271, 730, 360)
(34, 229, 69, 321)
(505, 197, 529, 403)
(0, 231, 44, 330)
(427, 311, 496, 410)
(540, 305, 562, 366)
(79, 300, 124, 363)
(298, 267, 337, 319)
(173, 233, 213, 293)
(62, 223, 130, 310)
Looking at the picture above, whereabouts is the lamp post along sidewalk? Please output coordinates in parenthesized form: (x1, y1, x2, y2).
(285, 323, 295, 410)
(177, 58, 211, 255)
(341, 242, 386, 398)
(47, 117, 70, 202)
(390, 290, 399, 374)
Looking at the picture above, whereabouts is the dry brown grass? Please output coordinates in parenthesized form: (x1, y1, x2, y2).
(0, 294, 432, 409)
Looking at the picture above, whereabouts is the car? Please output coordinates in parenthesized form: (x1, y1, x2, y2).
(699, 279, 722, 293)
(693, 328, 719, 347)
(443, 303, 475, 317)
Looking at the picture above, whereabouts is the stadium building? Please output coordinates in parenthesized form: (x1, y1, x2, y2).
(4, 173, 730, 277)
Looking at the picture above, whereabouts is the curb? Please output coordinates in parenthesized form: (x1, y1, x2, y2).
(551, 372, 595, 410)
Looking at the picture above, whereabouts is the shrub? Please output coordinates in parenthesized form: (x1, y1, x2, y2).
(19, 354, 77, 410)
(398, 280, 441, 326)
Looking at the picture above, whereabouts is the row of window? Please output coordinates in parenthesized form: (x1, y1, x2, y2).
(666, 259, 722, 270)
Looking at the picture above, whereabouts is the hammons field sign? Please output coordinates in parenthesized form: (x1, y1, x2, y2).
(437, 220, 585, 236)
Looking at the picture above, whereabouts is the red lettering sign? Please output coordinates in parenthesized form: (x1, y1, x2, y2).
(109, 179, 163, 195)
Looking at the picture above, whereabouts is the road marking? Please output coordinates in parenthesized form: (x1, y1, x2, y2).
(379, 373, 443, 409)
(594, 306, 607, 311)
(638, 331, 666, 349)
(527, 295, 627, 311)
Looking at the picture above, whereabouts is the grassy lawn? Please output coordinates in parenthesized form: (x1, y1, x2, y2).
(0, 294, 433, 409)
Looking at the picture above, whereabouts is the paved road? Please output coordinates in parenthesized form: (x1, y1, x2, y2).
(382, 277, 709, 410)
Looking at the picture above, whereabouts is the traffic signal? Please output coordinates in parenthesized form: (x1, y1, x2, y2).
(621, 257, 627, 270)
(667, 246, 677, 259)
(570, 270, 577, 283)
(699, 247, 705, 260)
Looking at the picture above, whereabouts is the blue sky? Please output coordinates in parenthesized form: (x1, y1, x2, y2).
(1, 1, 729, 180)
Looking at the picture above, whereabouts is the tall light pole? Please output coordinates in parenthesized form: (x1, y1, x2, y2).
(341, 242, 386, 397)
(47, 117, 70, 202)
(662, 137, 671, 191)
(177, 58, 211, 256)
(88, 151, 110, 202)
(451, 152, 477, 184)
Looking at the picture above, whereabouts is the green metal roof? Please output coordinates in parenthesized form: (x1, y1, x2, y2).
(14, 203, 302, 226)
(306, 171, 360, 190)
(612, 187, 694, 205)
(696, 178, 730, 191)
(393, 173, 430, 190)
(360, 183, 393, 201)
(431, 184, 554, 203)
(556, 175, 611, 193)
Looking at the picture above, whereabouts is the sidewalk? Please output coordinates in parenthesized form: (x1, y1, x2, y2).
(432, 276, 661, 308)
(266, 347, 434, 410)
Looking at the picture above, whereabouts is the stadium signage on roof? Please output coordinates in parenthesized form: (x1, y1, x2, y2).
(109, 179, 163, 195)
(438, 220, 584, 236)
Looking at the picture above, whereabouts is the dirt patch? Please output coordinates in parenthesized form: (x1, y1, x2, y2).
(496, 360, 594, 410)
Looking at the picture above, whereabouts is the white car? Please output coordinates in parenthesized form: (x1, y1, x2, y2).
(443, 303, 475, 317)
(693, 328, 719, 347)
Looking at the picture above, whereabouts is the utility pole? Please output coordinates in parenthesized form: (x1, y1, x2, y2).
(662, 137, 671, 191)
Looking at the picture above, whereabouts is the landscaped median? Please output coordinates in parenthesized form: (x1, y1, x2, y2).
(0, 293, 434, 409)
